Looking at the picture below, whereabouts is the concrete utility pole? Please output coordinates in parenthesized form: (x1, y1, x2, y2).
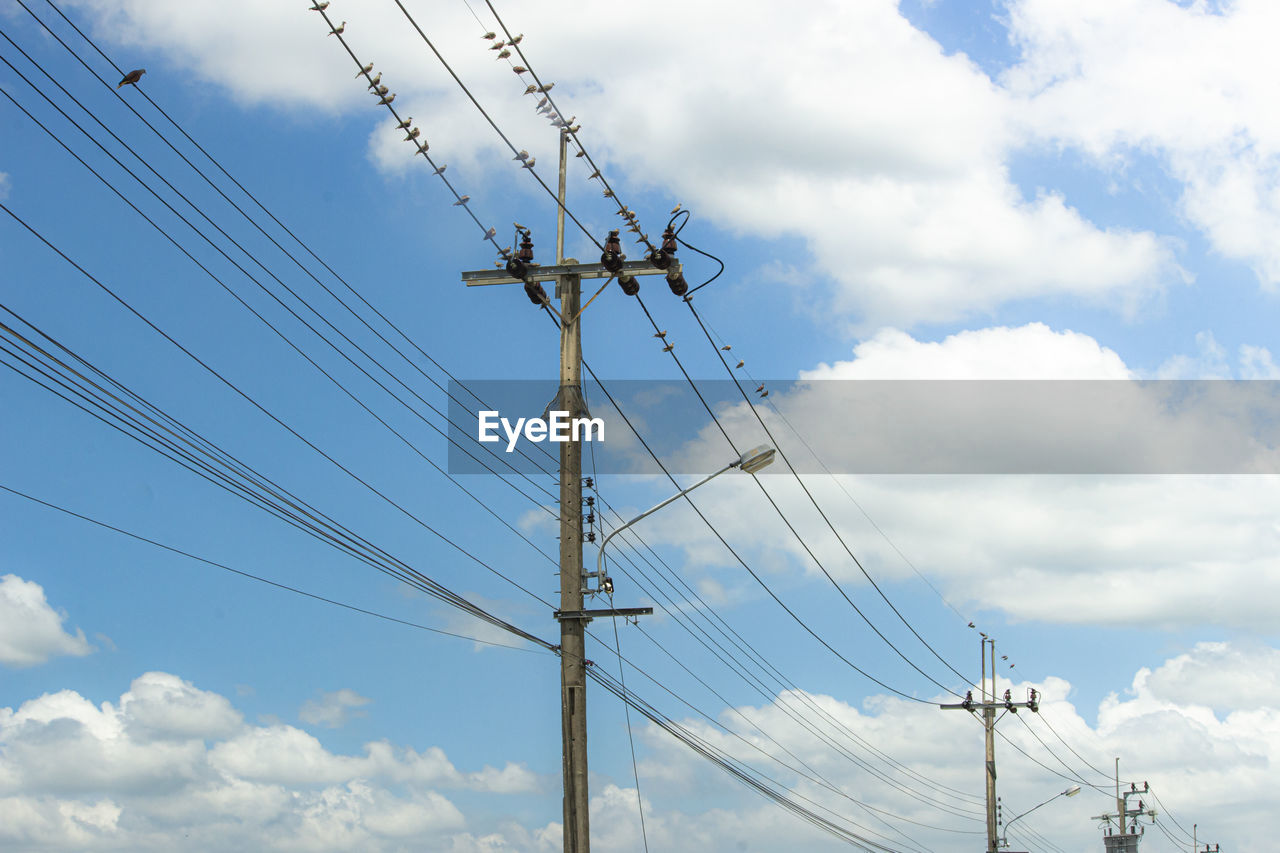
(460, 130, 673, 853)
(1093, 764, 1155, 852)
(939, 637, 1040, 852)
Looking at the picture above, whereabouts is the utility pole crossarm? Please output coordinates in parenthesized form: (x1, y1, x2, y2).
(462, 258, 679, 286)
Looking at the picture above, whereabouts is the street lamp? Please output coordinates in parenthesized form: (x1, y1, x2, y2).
(1002, 785, 1081, 847)
(589, 445, 776, 593)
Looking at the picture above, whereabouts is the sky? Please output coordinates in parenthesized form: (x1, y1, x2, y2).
(1, 0, 1278, 850)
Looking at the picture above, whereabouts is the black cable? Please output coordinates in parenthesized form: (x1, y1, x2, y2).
(667, 209, 725, 295)
(630, 292, 961, 698)
(0, 203, 553, 611)
(682, 298, 973, 689)
(0, 36, 559, 516)
(0, 483, 543, 653)
(386, 0, 603, 251)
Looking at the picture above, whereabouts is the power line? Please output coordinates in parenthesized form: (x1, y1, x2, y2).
(0, 483, 543, 653)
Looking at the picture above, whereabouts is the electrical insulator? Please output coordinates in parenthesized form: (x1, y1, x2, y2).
(524, 280, 547, 305)
(619, 274, 640, 295)
(962, 690, 973, 710)
(601, 576, 614, 595)
(506, 231, 535, 280)
(661, 226, 677, 255)
(585, 512, 595, 525)
(582, 477, 593, 488)
(601, 229, 624, 273)
(585, 496, 594, 508)
(666, 269, 688, 297)
(646, 249, 670, 270)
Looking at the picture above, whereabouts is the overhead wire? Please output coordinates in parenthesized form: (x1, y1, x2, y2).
(628, 288, 964, 698)
(0, 26, 559, 516)
(0, 483, 543, 653)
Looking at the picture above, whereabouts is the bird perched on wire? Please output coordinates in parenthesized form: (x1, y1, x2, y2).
(653, 331, 667, 338)
(755, 384, 765, 393)
(373, 85, 389, 97)
(489, 40, 506, 50)
(403, 127, 420, 141)
(494, 48, 511, 60)
(513, 150, 529, 161)
(482, 31, 496, 39)
(721, 345, 732, 351)
(432, 164, 447, 175)
(309, 1, 329, 9)
(536, 82, 554, 93)
(328, 21, 345, 36)
(377, 93, 395, 105)
(512, 65, 528, 74)
(759, 390, 769, 398)
(671, 203, 682, 214)
(396, 116, 413, 129)
(453, 195, 470, 206)
(523, 84, 538, 95)
(735, 360, 744, 369)
(366, 72, 382, 89)
(588, 169, 601, 180)
(484, 227, 497, 240)
(662, 344, 675, 353)
(117, 69, 145, 88)
(355, 63, 373, 77)
(522, 158, 536, 169)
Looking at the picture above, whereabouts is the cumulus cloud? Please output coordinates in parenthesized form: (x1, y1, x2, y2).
(0, 672, 539, 851)
(609, 325, 1280, 629)
(1005, 0, 1280, 289)
(57, 0, 1183, 330)
(298, 688, 371, 729)
(0, 574, 93, 667)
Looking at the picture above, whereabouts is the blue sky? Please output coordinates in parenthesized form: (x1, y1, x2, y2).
(2, 0, 1278, 850)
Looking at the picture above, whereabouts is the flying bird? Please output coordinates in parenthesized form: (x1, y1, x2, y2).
(356, 63, 373, 77)
(377, 93, 395, 105)
(453, 195, 470, 206)
(328, 21, 345, 36)
(310, 1, 329, 10)
(117, 69, 145, 88)
(513, 150, 529, 161)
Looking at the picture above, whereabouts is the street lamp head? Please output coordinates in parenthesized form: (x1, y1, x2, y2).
(735, 444, 776, 474)
(1064, 785, 1081, 798)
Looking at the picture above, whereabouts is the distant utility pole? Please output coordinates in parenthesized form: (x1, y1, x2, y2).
(1092, 761, 1156, 852)
(460, 131, 673, 853)
(939, 636, 1040, 852)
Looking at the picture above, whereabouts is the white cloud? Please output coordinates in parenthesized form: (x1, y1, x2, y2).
(1005, 0, 1280, 288)
(0, 574, 93, 667)
(298, 688, 370, 729)
(58, 0, 1184, 330)
(0, 671, 539, 851)
(802, 322, 1133, 379)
